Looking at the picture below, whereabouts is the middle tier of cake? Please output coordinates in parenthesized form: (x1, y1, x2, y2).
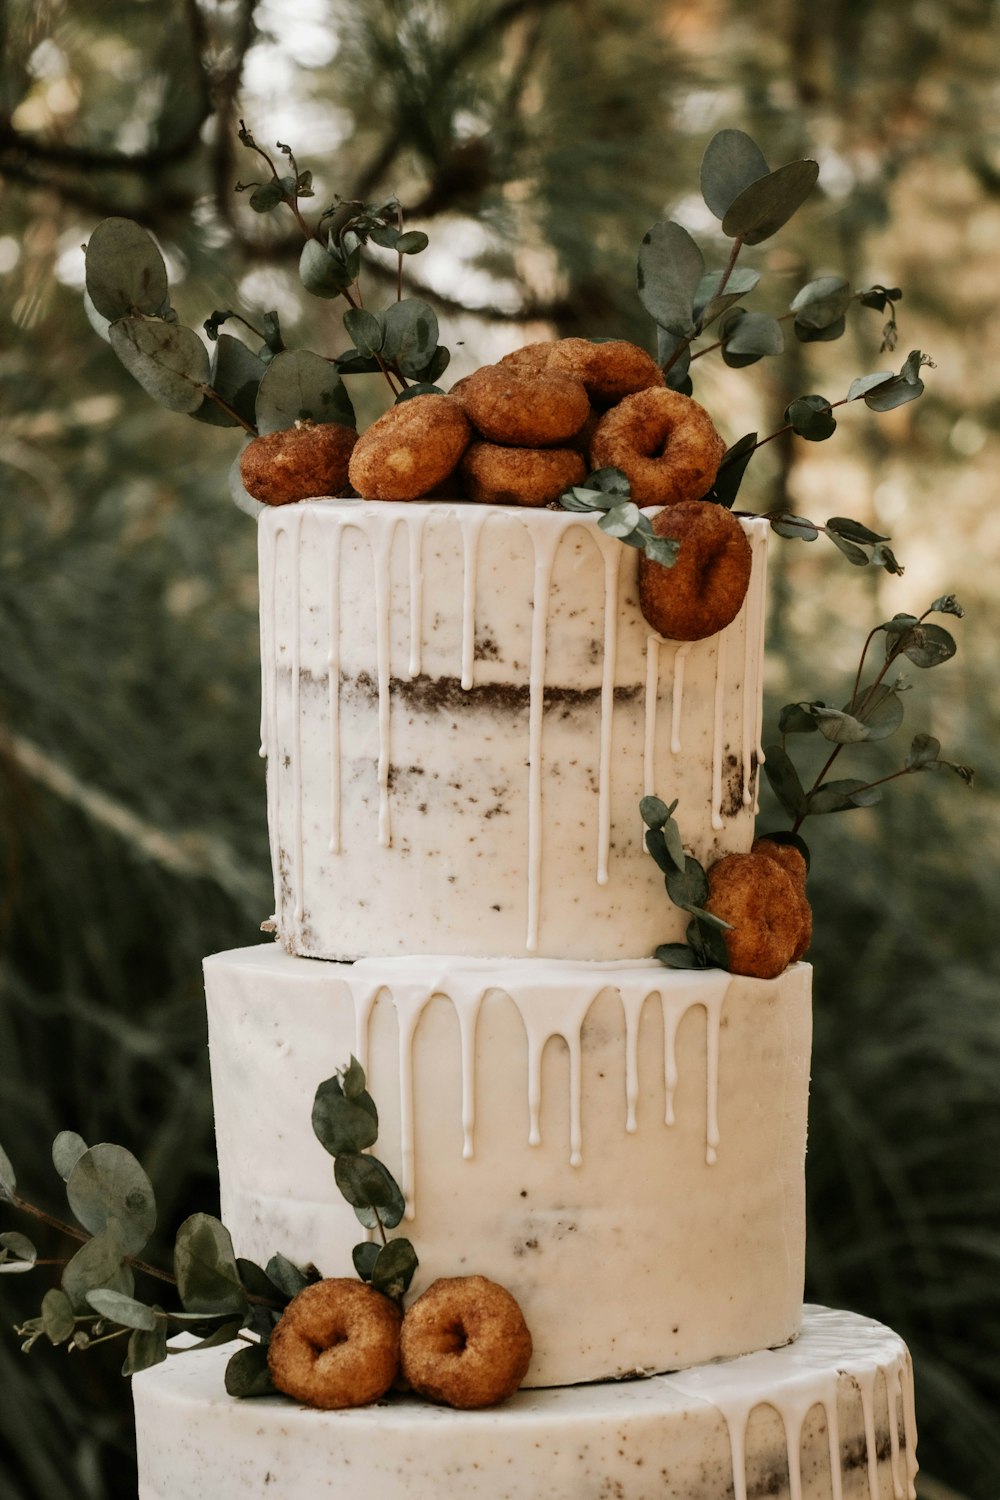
(206, 945, 811, 1388)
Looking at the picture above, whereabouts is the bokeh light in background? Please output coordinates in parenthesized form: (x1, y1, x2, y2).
(1, 3, 997, 1497)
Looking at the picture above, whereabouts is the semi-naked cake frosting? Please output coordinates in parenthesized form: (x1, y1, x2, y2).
(132, 496, 918, 1499)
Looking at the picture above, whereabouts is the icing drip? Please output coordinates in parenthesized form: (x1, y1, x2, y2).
(460, 508, 488, 691)
(372, 518, 398, 848)
(596, 538, 622, 885)
(344, 959, 731, 1214)
(643, 632, 660, 797)
(288, 510, 305, 922)
(711, 630, 727, 831)
(666, 1305, 918, 1500)
(525, 527, 561, 951)
(260, 522, 280, 906)
(326, 521, 343, 853)
(406, 511, 426, 679)
(671, 642, 691, 753)
(742, 527, 768, 807)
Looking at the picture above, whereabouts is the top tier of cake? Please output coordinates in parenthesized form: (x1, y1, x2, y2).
(259, 500, 768, 962)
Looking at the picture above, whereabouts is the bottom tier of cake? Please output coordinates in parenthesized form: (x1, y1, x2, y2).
(133, 1306, 916, 1500)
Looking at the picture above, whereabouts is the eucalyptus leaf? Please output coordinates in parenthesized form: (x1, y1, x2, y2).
(41, 1288, 76, 1346)
(264, 1252, 311, 1300)
(769, 514, 820, 542)
(396, 231, 429, 254)
(894, 623, 957, 669)
(847, 371, 892, 401)
(312, 1074, 379, 1157)
(688, 915, 731, 969)
(225, 1342, 276, 1398)
(808, 779, 884, 814)
(720, 309, 784, 363)
(249, 180, 286, 213)
(813, 706, 870, 745)
(683, 904, 732, 933)
(395, 382, 446, 402)
(654, 942, 706, 970)
(299, 238, 353, 298)
(191, 335, 265, 430)
(826, 516, 890, 545)
(67, 1144, 156, 1255)
(664, 855, 710, 911)
(334, 1154, 406, 1231)
(86, 1289, 158, 1331)
(109, 319, 209, 414)
(700, 129, 770, 219)
(380, 298, 439, 377)
(371, 1237, 419, 1300)
(369, 224, 400, 249)
(870, 543, 904, 575)
(344, 307, 384, 358)
(707, 432, 757, 508)
(0, 1143, 16, 1202)
(123, 1320, 168, 1376)
(255, 349, 355, 433)
(906, 733, 941, 769)
(52, 1131, 89, 1181)
(85, 218, 169, 320)
(789, 276, 851, 329)
(785, 395, 836, 441)
(930, 594, 964, 617)
(236, 1258, 288, 1305)
(762, 745, 808, 819)
(721, 158, 820, 244)
(0, 1231, 36, 1271)
(174, 1214, 247, 1316)
(639, 795, 671, 829)
(62, 1230, 133, 1314)
(416, 345, 451, 384)
(826, 532, 870, 566)
(340, 1056, 368, 1101)
(692, 266, 761, 325)
(657, 329, 692, 391)
(794, 314, 847, 344)
(182, 1317, 245, 1352)
(842, 683, 905, 741)
(353, 1241, 380, 1281)
(636, 220, 705, 337)
(598, 501, 641, 538)
(778, 703, 818, 736)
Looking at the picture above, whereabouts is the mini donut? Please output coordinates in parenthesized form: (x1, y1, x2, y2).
(705, 851, 812, 979)
(240, 421, 358, 505)
(638, 500, 752, 641)
(267, 1278, 402, 1410)
(752, 840, 811, 961)
(454, 364, 589, 447)
(589, 387, 726, 505)
(546, 338, 665, 407)
(348, 394, 471, 501)
(460, 441, 585, 507)
(498, 340, 558, 375)
(400, 1275, 532, 1409)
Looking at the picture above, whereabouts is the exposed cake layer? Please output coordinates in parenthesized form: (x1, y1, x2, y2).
(134, 1305, 917, 1500)
(259, 500, 768, 961)
(206, 945, 810, 1388)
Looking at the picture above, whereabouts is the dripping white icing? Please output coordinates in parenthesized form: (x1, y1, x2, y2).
(371, 517, 398, 849)
(741, 527, 768, 807)
(525, 526, 561, 951)
(406, 510, 426, 679)
(643, 632, 660, 797)
(342, 958, 731, 1215)
(666, 1304, 918, 1500)
(595, 536, 622, 885)
(288, 509, 305, 922)
(460, 507, 488, 691)
(671, 642, 692, 753)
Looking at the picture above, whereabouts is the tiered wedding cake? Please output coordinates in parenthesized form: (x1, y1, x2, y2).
(132, 498, 917, 1499)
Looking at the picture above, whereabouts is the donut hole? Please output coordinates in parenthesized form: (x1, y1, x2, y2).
(438, 1318, 470, 1356)
(310, 1328, 349, 1353)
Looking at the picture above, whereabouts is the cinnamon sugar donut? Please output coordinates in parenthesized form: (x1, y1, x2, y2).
(400, 1275, 532, 1409)
(454, 364, 589, 447)
(348, 394, 471, 501)
(460, 441, 585, 507)
(546, 338, 664, 407)
(240, 422, 357, 505)
(267, 1279, 402, 1410)
(589, 388, 726, 505)
(638, 501, 752, 641)
(705, 851, 812, 979)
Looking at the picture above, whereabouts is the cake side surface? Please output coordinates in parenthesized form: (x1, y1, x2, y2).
(205, 945, 811, 1388)
(259, 500, 769, 961)
(134, 1305, 917, 1500)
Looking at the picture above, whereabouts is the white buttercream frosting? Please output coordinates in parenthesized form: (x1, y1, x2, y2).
(133, 1305, 917, 1500)
(258, 500, 769, 961)
(205, 945, 811, 1388)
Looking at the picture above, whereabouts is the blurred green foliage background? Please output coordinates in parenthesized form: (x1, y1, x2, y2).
(1, 1, 998, 1496)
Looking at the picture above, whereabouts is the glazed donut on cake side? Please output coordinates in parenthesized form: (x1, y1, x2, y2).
(257, 500, 771, 962)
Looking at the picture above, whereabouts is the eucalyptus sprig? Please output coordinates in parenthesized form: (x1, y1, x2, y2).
(636, 128, 932, 529)
(311, 1056, 419, 1304)
(558, 468, 679, 565)
(639, 796, 732, 971)
(0, 1131, 315, 1397)
(762, 596, 973, 839)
